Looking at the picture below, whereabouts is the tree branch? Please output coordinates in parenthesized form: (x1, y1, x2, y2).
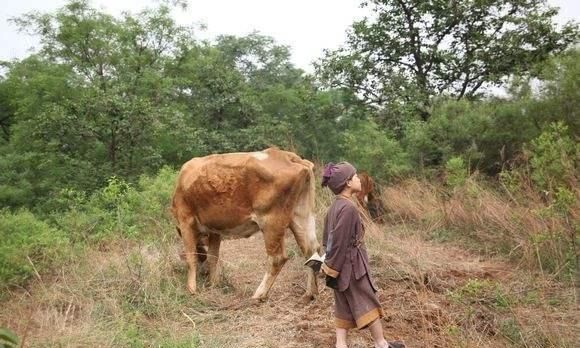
(466, 77, 487, 98)
(457, 72, 472, 100)
(393, 0, 424, 72)
(426, 18, 461, 73)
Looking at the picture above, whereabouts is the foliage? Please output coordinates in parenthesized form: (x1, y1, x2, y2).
(1, 0, 577, 214)
(534, 49, 580, 135)
(7, 1, 189, 178)
(404, 100, 490, 169)
(342, 120, 410, 180)
(529, 122, 577, 194)
(402, 50, 580, 174)
(0, 327, 18, 348)
(0, 1, 366, 212)
(445, 157, 468, 188)
(317, 0, 579, 121)
(55, 167, 177, 243)
(0, 77, 14, 144)
(0, 210, 68, 293)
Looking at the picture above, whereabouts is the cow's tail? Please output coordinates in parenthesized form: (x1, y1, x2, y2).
(298, 159, 316, 214)
(171, 198, 182, 238)
(301, 160, 320, 255)
(306, 163, 316, 215)
(170, 179, 182, 239)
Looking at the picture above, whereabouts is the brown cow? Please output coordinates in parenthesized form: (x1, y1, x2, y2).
(355, 171, 375, 206)
(171, 148, 321, 300)
(355, 171, 385, 223)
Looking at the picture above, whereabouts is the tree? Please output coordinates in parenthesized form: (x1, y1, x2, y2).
(317, 0, 579, 122)
(9, 0, 194, 176)
(166, 32, 357, 159)
(215, 33, 304, 90)
(0, 0, 208, 211)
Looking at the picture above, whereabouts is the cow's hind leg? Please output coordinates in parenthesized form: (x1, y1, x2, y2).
(177, 217, 199, 295)
(207, 233, 222, 286)
(253, 225, 288, 300)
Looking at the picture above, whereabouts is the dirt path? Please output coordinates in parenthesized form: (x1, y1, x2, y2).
(189, 230, 514, 348)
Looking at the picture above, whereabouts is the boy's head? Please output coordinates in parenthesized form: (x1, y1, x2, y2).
(321, 162, 361, 195)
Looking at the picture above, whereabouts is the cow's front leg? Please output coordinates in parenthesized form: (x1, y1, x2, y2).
(253, 227, 288, 300)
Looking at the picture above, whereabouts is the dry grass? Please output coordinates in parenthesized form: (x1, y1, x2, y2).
(381, 177, 579, 275)
(0, 238, 204, 347)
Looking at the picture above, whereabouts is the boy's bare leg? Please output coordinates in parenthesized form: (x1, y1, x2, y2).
(369, 319, 388, 348)
(335, 328, 348, 348)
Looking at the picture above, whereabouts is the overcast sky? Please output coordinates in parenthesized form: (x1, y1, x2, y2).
(1, 0, 579, 72)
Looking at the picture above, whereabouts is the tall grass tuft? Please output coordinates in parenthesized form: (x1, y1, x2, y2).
(380, 176, 578, 278)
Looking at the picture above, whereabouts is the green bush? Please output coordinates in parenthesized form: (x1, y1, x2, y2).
(445, 157, 468, 188)
(529, 122, 578, 194)
(342, 120, 410, 180)
(403, 100, 491, 171)
(55, 177, 137, 242)
(401, 94, 577, 176)
(534, 50, 580, 137)
(55, 167, 177, 243)
(132, 166, 178, 219)
(0, 210, 68, 293)
(0, 145, 102, 213)
(403, 119, 441, 169)
(123, 166, 177, 236)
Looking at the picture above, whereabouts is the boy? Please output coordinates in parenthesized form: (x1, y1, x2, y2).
(321, 162, 404, 348)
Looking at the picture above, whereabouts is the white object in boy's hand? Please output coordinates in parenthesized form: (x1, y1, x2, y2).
(304, 252, 326, 272)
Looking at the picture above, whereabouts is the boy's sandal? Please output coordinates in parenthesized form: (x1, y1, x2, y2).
(387, 341, 406, 348)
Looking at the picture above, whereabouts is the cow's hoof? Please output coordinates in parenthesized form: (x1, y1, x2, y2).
(251, 294, 268, 302)
(300, 294, 316, 304)
(255, 297, 267, 304)
(208, 278, 221, 287)
(197, 263, 209, 276)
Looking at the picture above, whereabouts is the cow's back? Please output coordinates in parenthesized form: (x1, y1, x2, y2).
(172, 148, 314, 233)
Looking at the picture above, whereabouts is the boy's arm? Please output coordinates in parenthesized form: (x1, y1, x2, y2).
(322, 205, 356, 278)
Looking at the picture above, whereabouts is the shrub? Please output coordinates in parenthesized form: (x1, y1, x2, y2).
(445, 157, 468, 188)
(55, 167, 177, 243)
(342, 120, 410, 180)
(0, 210, 68, 293)
(131, 166, 178, 221)
(529, 122, 577, 194)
